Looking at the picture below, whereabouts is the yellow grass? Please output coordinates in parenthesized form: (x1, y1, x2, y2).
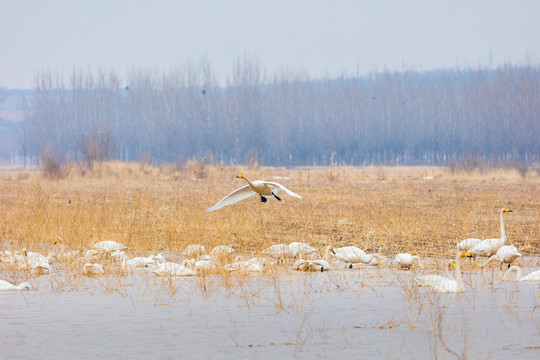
(1, 161, 539, 283)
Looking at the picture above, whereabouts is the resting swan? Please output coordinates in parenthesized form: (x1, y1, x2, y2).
(0, 279, 32, 291)
(293, 259, 332, 272)
(413, 250, 470, 293)
(206, 174, 302, 211)
(326, 246, 382, 266)
(469, 208, 513, 257)
(394, 253, 424, 269)
(480, 245, 521, 269)
(83, 263, 105, 276)
(502, 266, 540, 282)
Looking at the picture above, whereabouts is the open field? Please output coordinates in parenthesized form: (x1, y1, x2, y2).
(1, 163, 540, 358)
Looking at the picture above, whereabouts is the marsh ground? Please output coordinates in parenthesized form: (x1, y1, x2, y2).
(1, 163, 539, 359)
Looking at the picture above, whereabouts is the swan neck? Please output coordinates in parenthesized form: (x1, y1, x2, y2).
(324, 246, 332, 262)
(445, 261, 454, 278)
(454, 253, 464, 290)
(500, 209, 507, 241)
(241, 176, 255, 188)
(507, 266, 522, 281)
(480, 255, 496, 268)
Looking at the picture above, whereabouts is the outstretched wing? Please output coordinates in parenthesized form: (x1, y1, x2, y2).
(206, 185, 256, 212)
(263, 181, 302, 199)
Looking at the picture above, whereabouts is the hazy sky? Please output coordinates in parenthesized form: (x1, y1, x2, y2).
(1, 0, 539, 89)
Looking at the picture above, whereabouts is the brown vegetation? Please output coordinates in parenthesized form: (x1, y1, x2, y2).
(1, 162, 538, 265)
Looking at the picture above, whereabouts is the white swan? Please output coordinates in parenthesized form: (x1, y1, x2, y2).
(480, 245, 521, 269)
(93, 241, 127, 253)
(0, 279, 32, 291)
(126, 256, 157, 268)
(469, 208, 513, 257)
(210, 245, 235, 259)
(293, 259, 332, 272)
(394, 253, 423, 269)
(151, 262, 196, 276)
(225, 257, 275, 272)
(288, 242, 317, 259)
(193, 259, 218, 274)
(182, 244, 206, 259)
(83, 263, 105, 276)
(206, 174, 302, 211)
(263, 244, 294, 259)
(457, 238, 482, 251)
(326, 245, 382, 266)
(149, 253, 166, 263)
(110, 250, 128, 263)
(20, 250, 53, 275)
(413, 250, 470, 293)
(502, 266, 540, 282)
(412, 261, 456, 286)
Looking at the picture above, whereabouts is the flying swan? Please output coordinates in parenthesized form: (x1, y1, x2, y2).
(206, 174, 302, 211)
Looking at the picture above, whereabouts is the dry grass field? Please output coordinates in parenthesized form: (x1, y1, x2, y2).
(1, 161, 538, 276)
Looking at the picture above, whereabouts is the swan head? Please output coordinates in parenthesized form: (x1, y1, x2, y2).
(19, 282, 32, 291)
(53, 237, 64, 245)
(326, 246, 335, 254)
(236, 174, 245, 179)
(502, 208, 513, 213)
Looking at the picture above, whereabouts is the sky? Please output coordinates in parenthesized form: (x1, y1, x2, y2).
(1, 0, 539, 89)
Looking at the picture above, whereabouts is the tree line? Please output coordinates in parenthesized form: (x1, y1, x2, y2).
(17, 59, 540, 167)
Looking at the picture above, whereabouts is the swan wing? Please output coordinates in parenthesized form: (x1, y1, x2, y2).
(262, 181, 303, 199)
(206, 185, 256, 211)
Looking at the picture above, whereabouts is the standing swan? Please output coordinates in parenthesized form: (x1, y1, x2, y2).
(413, 250, 470, 293)
(480, 245, 521, 269)
(502, 266, 540, 282)
(469, 208, 513, 257)
(206, 174, 302, 211)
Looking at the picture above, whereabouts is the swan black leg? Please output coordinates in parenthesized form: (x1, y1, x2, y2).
(260, 195, 267, 203)
(273, 193, 282, 201)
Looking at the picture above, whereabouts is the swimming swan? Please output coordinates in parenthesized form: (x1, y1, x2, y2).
(502, 266, 540, 282)
(206, 174, 302, 211)
(469, 208, 513, 257)
(480, 245, 521, 269)
(411, 261, 456, 286)
(413, 250, 470, 293)
(0, 279, 32, 291)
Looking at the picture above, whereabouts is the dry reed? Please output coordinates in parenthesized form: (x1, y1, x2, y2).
(0, 162, 539, 287)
